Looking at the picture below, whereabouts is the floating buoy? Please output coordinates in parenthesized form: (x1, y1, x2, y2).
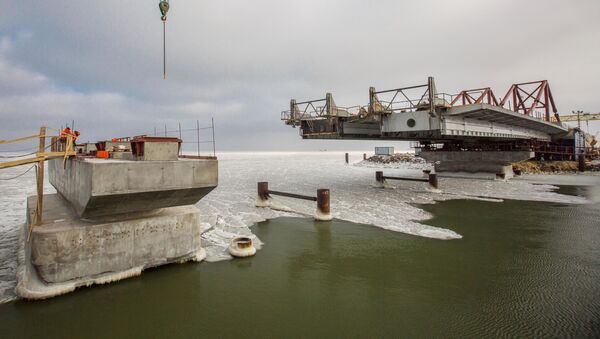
(228, 237, 256, 258)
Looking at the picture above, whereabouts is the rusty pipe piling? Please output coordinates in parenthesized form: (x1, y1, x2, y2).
(363, 153, 367, 160)
(316, 189, 332, 221)
(428, 173, 438, 189)
(578, 154, 585, 172)
(317, 189, 330, 214)
(258, 182, 270, 200)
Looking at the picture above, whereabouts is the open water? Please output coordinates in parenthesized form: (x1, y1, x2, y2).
(0, 186, 598, 338)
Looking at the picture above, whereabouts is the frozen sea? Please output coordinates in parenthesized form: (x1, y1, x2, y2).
(0, 152, 596, 303)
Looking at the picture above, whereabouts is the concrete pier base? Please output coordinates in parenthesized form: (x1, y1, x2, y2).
(419, 151, 533, 180)
(16, 194, 206, 299)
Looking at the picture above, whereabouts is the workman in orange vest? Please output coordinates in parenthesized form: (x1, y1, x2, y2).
(60, 127, 72, 138)
(73, 131, 80, 143)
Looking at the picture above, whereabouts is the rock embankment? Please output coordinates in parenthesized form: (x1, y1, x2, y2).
(512, 160, 600, 174)
(366, 153, 426, 164)
(355, 153, 431, 170)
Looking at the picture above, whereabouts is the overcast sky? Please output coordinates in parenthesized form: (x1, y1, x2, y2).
(1, 0, 599, 152)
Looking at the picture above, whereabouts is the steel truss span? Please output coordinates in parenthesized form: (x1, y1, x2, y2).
(282, 77, 571, 142)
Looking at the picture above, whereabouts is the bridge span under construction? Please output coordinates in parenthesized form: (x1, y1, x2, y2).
(281, 77, 595, 178)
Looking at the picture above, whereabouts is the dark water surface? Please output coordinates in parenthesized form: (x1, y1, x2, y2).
(1, 191, 599, 338)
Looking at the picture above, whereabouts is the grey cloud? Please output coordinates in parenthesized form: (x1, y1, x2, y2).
(0, 0, 599, 152)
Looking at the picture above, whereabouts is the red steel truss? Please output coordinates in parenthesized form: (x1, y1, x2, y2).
(499, 80, 558, 122)
(450, 87, 499, 106)
(451, 80, 559, 122)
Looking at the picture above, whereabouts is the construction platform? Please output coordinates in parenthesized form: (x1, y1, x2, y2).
(16, 136, 218, 299)
(48, 157, 217, 218)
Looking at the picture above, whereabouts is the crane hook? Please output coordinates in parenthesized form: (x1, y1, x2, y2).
(159, 0, 170, 79)
(159, 0, 170, 21)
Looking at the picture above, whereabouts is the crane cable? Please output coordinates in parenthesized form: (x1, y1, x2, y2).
(0, 164, 36, 181)
(159, 0, 170, 79)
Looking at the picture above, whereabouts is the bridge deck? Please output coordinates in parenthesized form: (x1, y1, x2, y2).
(446, 104, 568, 135)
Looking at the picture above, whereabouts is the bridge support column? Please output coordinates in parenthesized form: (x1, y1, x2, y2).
(419, 151, 535, 180)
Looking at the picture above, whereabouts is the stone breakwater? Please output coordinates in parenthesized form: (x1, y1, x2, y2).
(512, 160, 600, 174)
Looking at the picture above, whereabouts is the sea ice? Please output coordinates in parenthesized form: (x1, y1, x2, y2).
(0, 151, 594, 303)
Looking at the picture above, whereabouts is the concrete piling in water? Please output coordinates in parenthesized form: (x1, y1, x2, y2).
(363, 153, 367, 160)
(345, 153, 349, 164)
(228, 237, 257, 258)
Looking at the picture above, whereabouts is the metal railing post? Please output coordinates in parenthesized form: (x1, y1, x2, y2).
(35, 126, 46, 226)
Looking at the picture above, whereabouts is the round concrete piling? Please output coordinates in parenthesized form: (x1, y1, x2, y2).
(228, 237, 256, 258)
(363, 153, 367, 160)
(345, 153, 349, 164)
(315, 189, 332, 221)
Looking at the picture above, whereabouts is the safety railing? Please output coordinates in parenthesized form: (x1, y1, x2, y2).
(0, 127, 76, 238)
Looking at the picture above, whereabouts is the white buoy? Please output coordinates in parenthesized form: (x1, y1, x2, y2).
(228, 237, 257, 258)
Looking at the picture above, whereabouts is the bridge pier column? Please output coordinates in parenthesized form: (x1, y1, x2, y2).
(419, 151, 534, 180)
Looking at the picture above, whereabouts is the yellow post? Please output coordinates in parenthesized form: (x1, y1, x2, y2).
(35, 126, 46, 226)
(63, 133, 73, 169)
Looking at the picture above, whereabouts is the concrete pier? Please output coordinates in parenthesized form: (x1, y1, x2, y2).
(28, 195, 204, 284)
(419, 151, 534, 179)
(16, 137, 218, 299)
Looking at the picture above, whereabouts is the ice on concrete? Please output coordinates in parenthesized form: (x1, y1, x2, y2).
(0, 158, 56, 303)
